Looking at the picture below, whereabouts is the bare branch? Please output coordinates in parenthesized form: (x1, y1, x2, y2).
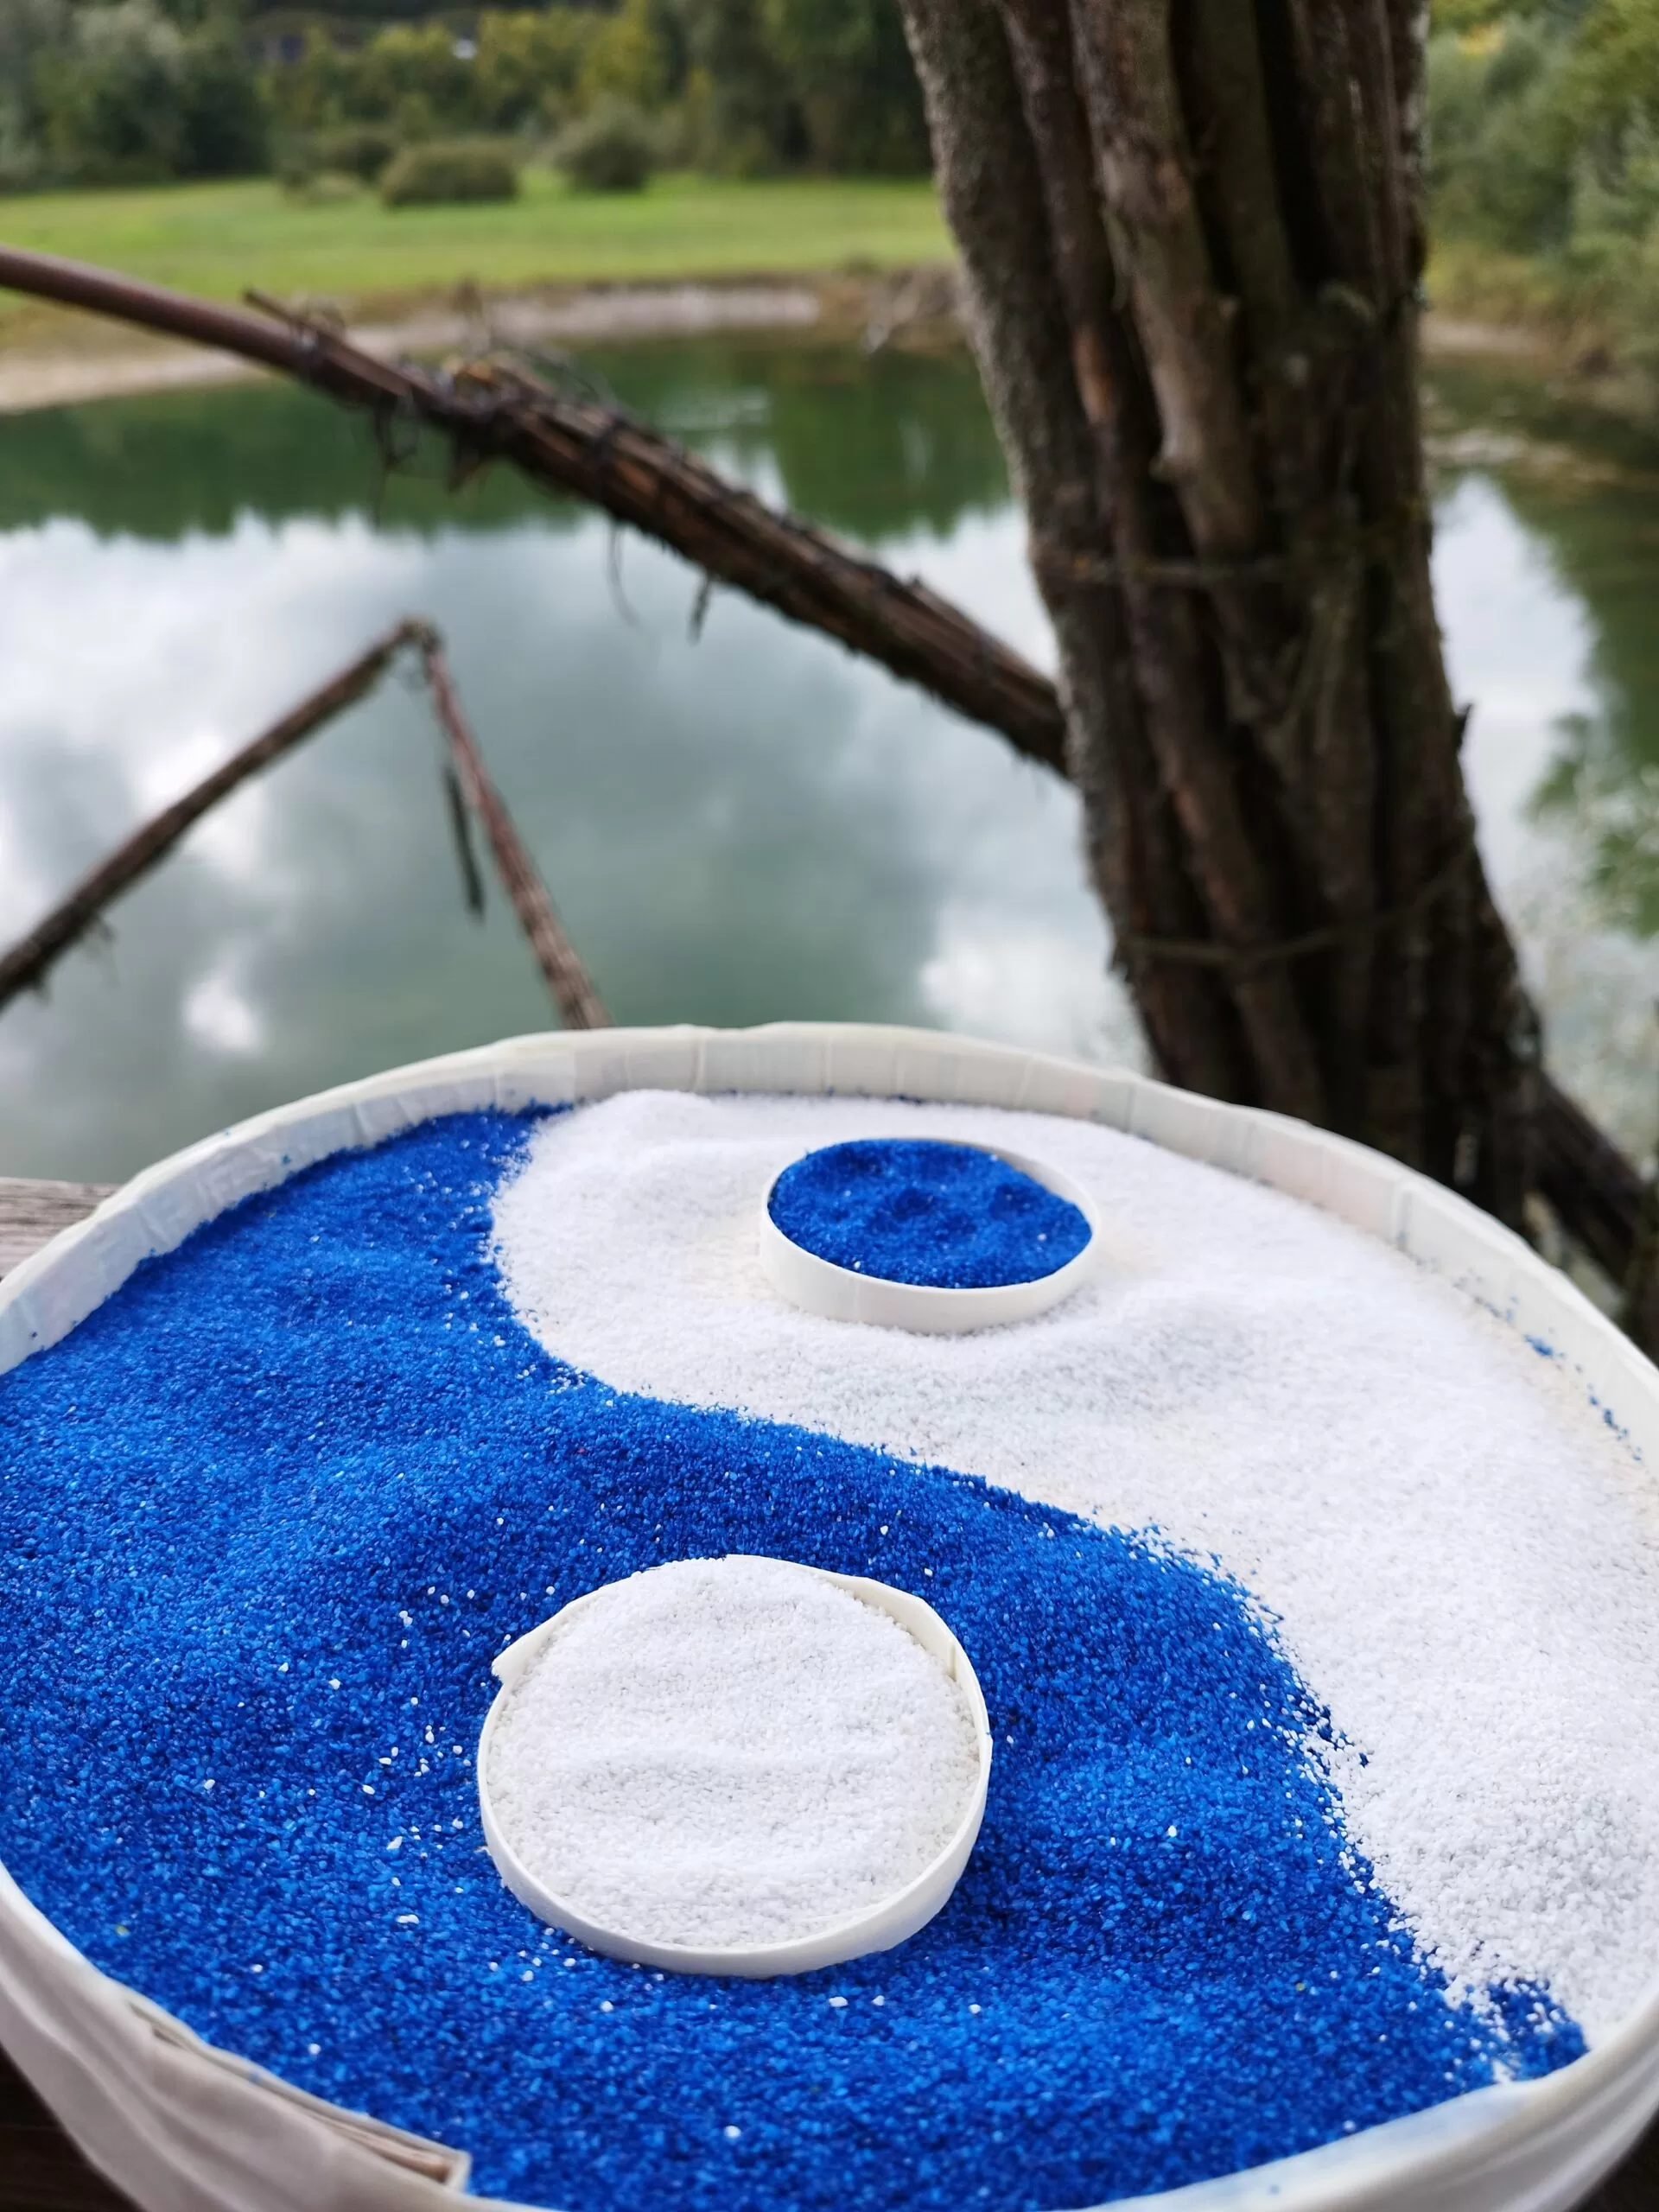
(0, 245, 1066, 778)
(416, 631, 610, 1031)
(0, 620, 422, 1011)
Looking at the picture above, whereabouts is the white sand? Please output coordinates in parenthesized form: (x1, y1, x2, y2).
(493, 1089, 1659, 2039)
(485, 1555, 980, 1950)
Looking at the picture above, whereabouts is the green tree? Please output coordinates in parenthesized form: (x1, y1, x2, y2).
(761, 0, 926, 172)
(262, 29, 355, 137)
(674, 0, 800, 173)
(1427, 16, 1579, 251)
(35, 0, 264, 180)
(0, 0, 69, 188)
(38, 0, 193, 181)
(582, 0, 674, 112)
(353, 21, 474, 139)
(472, 9, 597, 131)
(177, 16, 268, 175)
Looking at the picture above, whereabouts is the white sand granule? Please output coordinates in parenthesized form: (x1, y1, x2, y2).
(493, 1089, 1659, 2041)
(485, 1554, 981, 1951)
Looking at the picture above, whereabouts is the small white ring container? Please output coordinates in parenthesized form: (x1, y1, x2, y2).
(759, 1139, 1100, 1333)
(476, 1556, 994, 1979)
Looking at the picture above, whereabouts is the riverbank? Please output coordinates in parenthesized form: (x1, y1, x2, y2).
(0, 168, 944, 334)
(0, 262, 962, 414)
(0, 282, 1598, 420)
(1, 177, 1652, 429)
(1426, 242, 1659, 434)
(0, 168, 954, 411)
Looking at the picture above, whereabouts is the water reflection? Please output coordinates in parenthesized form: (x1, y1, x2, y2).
(1427, 359, 1659, 1158)
(1, 339, 1656, 1179)
(0, 341, 1120, 1181)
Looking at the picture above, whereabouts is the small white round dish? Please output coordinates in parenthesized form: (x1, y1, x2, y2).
(758, 1139, 1099, 1334)
(476, 1555, 994, 1978)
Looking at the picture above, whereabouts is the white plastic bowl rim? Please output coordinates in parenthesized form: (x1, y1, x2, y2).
(758, 1139, 1100, 1332)
(476, 1555, 994, 1976)
(0, 1021, 1656, 2212)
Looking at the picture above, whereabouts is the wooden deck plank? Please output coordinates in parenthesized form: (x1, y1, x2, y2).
(0, 1178, 113, 1279)
(0, 1177, 1655, 2210)
(0, 2044, 130, 2210)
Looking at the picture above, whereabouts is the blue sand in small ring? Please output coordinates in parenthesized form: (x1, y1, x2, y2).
(767, 1138, 1091, 1289)
(0, 1113, 1582, 2212)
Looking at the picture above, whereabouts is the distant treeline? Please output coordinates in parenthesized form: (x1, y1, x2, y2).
(1430, 1, 1659, 354)
(0, 0, 927, 192)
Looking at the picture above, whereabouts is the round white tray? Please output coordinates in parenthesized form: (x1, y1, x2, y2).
(476, 1557, 993, 1977)
(2, 1020, 1656, 2212)
(758, 1140, 1099, 1332)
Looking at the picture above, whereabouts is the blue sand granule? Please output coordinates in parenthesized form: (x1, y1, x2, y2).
(0, 1114, 1584, 2212)
(767, 1139, 1091, 1288)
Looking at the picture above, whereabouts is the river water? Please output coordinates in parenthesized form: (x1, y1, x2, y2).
(0, 335, 1654, 1183)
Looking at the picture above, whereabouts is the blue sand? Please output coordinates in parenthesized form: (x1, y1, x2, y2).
(767, 1139, 1091, 1289)
(0, 1114, 1582, 2212)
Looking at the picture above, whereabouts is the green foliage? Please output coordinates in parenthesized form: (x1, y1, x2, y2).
(675, 0, 800, 175)
(275, 120, 401, 194)
(470, 9, 596, 132)
(265, 20, 469, 139)
(315, 124, 400, 183)
(553, 95, 658, 191)
(10, 0, 925, 194)
(353, 21, 473, 140)
(0, 0, 70, 188)
(761, 0, 926, 172)
(1428, 3, 1659, 361)
(1427, 18, 1579, 251)
(582, 0, 672, 111)
(378, 135, 518, 206)
(176, 18, 269, 176)
(33, 0, 264, 185)
(36, 0, 190, 183)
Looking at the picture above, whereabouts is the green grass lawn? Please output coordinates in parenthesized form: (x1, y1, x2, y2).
(0, 169, 950, 327)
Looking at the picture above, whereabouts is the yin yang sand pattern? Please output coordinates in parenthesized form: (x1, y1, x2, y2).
(4, 1091, 1658, 2212)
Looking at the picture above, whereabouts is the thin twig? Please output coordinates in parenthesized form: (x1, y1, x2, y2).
(442, 760, 487, 918)
(413, 629, 611, 1031)
(0, 620, 423, 1012)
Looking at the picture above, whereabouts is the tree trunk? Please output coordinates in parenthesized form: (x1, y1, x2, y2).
(898, 0, 1537, 1223)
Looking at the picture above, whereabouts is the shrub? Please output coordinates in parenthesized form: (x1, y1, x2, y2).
(315, 124, 400, 182)
(379, 137, 519, 206)
(552, 95, 657, 191)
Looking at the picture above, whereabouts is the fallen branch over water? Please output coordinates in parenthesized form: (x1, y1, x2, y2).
(416, 625, 609, 1031)
(0, 247, 1646, 1288)
(0, 245, 1066, 778)
(0, 620, 420, 1013)
(0, 619, 608, 1031)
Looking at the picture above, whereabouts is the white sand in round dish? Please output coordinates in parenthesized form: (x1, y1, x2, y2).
(484, 1555, 982, 1951)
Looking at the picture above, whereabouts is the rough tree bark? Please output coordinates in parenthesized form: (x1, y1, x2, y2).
(897, 0, 1537, 1224)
